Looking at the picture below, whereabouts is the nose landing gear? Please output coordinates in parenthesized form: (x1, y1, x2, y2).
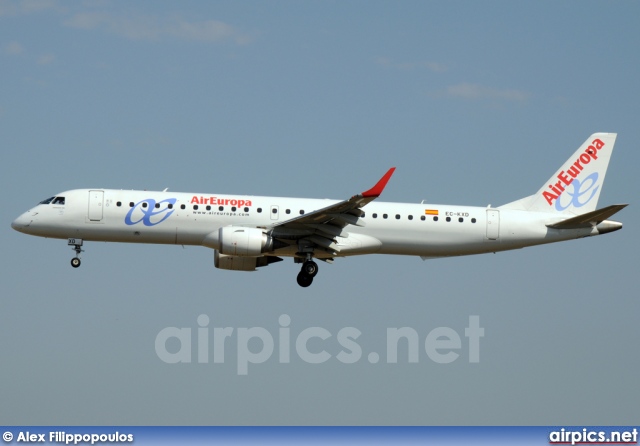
(68, 238, 83, 268)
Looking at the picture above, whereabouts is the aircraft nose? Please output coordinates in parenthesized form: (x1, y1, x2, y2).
(11, 212, 32, 232)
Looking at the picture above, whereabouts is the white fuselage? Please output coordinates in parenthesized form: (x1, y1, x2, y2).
(11, 188, 599, 259)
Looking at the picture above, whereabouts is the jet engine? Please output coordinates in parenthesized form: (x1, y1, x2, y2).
(214, 251, 283, 271)
(218, 226, 282, 256)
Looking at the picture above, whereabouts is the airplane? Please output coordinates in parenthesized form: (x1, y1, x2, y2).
(11, 133, 627, 287)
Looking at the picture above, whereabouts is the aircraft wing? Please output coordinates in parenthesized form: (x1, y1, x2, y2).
(269, 167, 395, 258)
(546, 204, 628, 229)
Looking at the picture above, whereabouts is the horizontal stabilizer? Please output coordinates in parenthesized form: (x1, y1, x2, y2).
(546, 204, 628, 229)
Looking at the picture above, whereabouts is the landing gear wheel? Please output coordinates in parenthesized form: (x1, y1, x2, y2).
(302, 260, 318, 278)
(68, 238, 84, 268)
(296, 272, 313, 287)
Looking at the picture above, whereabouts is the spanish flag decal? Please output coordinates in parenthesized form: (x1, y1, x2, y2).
(425, 209, 439, 216)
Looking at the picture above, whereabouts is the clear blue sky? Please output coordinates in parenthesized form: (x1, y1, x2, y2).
(1, 0, 638, 425)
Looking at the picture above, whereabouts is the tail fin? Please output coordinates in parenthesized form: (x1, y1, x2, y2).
(501, 133, 617, 214)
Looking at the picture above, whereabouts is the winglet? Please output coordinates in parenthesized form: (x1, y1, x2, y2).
(361, 167, 396, 198)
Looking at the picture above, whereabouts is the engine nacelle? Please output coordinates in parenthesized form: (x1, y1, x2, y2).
(214, 251, 283, 271)
(219, 226, 277, 256)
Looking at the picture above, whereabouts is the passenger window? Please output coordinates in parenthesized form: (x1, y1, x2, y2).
(142, 202, 148, 208)
(372, 213, 378, 218)
(433, 216, 439, 222)
(155, 203, 160, 209)
(459, 217, 464, 222)
(52, 197, 65, 205)
(421, 216, 426, 221)
(116, 201, 122, 207)
(193, 205, 199, 210)
(168, 204, 173, 209)
(232, 206, 237, 212)
(206, 205, 211, 211)
(383, 214, 388, 219)
(446, 217, 451, 222)
(299, 210, 305, 215)
(286, 209, 291, 214)
(408, 215, 413, 220)
(180, 204, 186, 210)
(257, 208, 262, 213)
(219, 206, 224, 211)
(130, 202, 134, 207)
(244, 207, 249, 212)
(471, 218, 477, 223)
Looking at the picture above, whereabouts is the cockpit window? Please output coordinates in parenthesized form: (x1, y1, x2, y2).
(52, 196, 65, 205)
(39, 197, 55, 205)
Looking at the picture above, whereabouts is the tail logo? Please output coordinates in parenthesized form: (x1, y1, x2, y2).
(553, 172, 599, 211)
(542, 138, 605, 207)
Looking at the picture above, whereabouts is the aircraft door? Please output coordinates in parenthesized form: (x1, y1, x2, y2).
(486, 209, 500, 240)
(88, 190, 104, 221)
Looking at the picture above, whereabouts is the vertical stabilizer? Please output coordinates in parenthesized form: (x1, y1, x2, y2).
(502, 133, 617, 214)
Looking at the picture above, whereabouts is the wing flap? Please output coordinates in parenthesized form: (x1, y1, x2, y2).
(307, 223, 350, 238)
(326, 213, 366, 227)
(307, 235, 338, 250)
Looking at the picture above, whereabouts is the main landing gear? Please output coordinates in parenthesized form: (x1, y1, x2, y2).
(68, 238, 83, 268)
(296, 259, 318, 287)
